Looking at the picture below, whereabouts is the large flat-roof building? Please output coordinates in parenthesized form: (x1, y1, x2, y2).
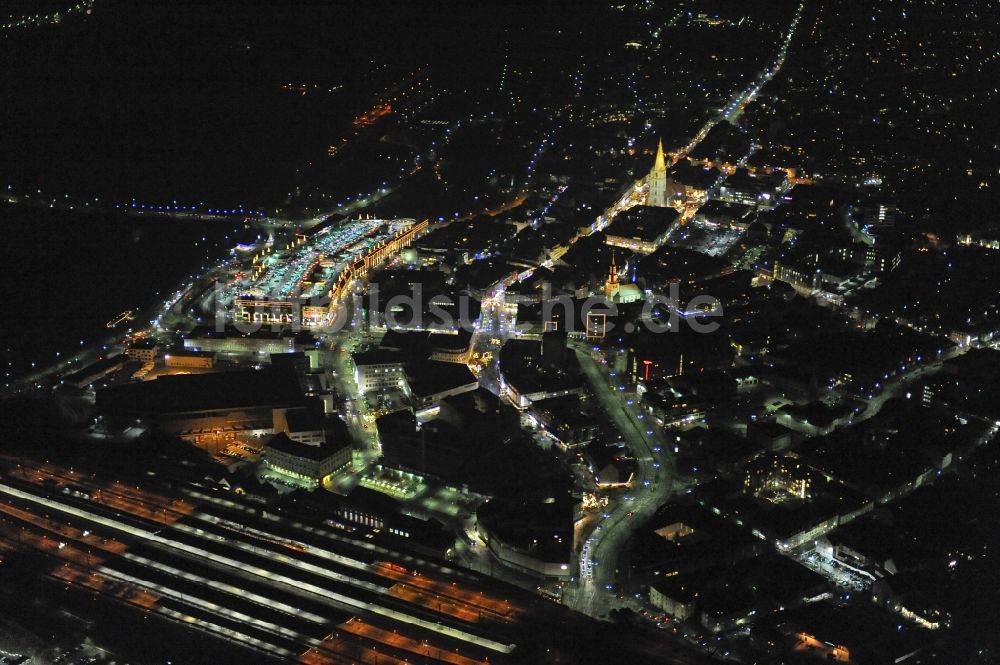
(428, 330, 474, 363)
(477, 493, 576, 580)
(63, 355, 129, 389)
(183, 325, 318, 358)
(352, 349, 407, 393)
(498, 339, 585, 409)
(163, 348, 216, 369)
(96, 367, 305, 438)
(404, 360, 478, 409)
(262, 432, 352, 485)
(604, 206, 679, 254)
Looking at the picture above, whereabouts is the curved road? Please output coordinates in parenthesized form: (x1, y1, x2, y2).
(566, 343, 677, 617)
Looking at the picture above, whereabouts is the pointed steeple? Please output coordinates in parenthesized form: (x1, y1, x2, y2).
(605, 252, 619, 297)
(653, 138, 667, 172)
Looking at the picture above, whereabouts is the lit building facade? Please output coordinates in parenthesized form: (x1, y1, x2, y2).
(352, 350, 407, 392)
(647, 139, 669, 207)
(650, 583, 698, 621)
(164, 350, 215, 369)
(183, 327, 314, 356)
(263, 434, 352, 485)
(125, 340, 158, 364)
(772, 260, 819, 292)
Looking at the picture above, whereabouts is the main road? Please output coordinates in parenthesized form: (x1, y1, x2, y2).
(551, 0, 807, 619)
(565, 342, 677, 617)
(673, 1, 805, 162)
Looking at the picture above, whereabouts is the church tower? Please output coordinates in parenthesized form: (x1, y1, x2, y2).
(647, 138, 668, 207)
(604, 252, 620, 298)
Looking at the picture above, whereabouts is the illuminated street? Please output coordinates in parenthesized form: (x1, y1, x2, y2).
(6, 1, 1000, 663)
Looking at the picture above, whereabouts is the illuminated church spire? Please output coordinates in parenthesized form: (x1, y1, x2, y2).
(605, 252, 620, 297)
(653, 138, 667, 173)
(648, 138, 668, 207)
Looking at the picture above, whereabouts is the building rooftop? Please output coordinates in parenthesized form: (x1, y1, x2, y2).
(186, 324, 316, 345)
(352, 349, 408, 367)
(97, 367, 304, 415)
(163, 348, 215, 358)
(64, 355, 127, 385)
(284, 404, 325, 434)
(265, 432, 346, 461)
(477, 492, 575, 564)
(770, 601, 937, 663)
(378, 329, 431, 357)
(427, 329, 473, 352)
(698, 199, 755, 221)
(405, 360, 477, 399)
(605, 205, 679, 243)
(721, 167, 785, 191)
(668, 161, 722, 189)
(498, 339, 584, 398)
(651, 577, 701, 605)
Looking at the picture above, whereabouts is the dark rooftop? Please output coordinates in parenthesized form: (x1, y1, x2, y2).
(405, 360, 477, 399)
(97, 367, 304, 415)
(265, 432, 346, 461)
(606, 206, 679, 242)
